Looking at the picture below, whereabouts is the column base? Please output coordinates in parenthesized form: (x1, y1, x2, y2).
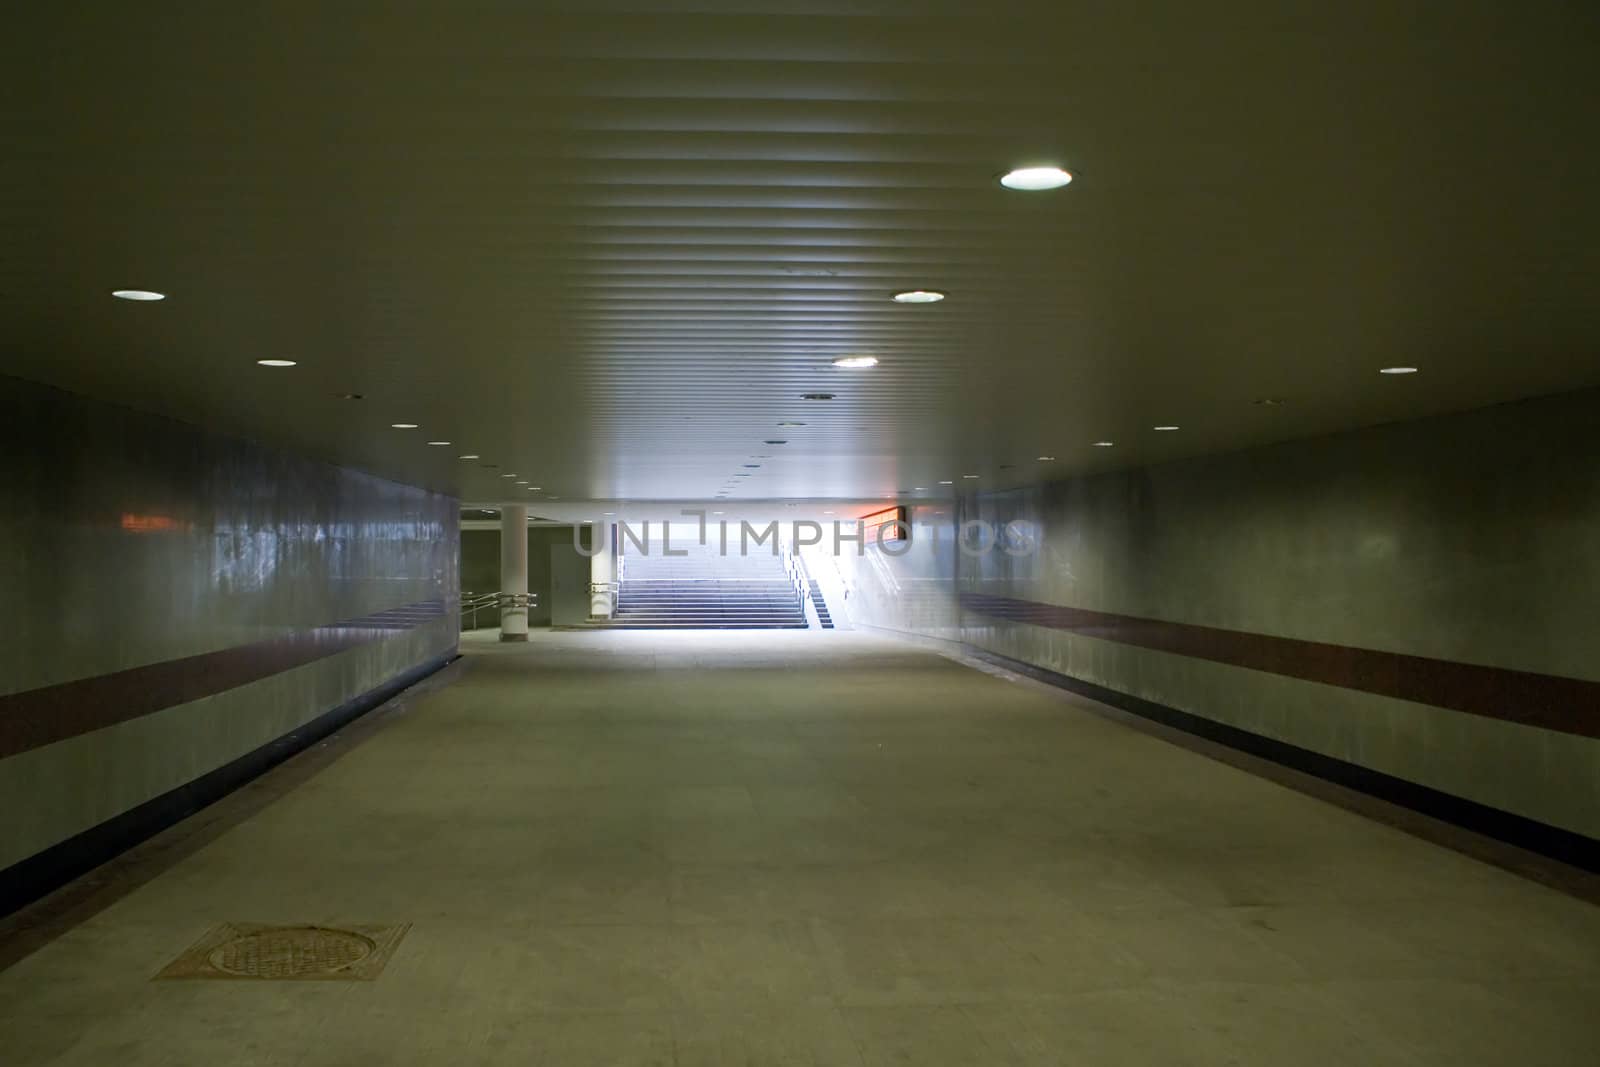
(499, 632, 529, 643)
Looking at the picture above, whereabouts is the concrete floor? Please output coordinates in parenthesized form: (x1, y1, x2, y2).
(2, 630, 1597, 1065)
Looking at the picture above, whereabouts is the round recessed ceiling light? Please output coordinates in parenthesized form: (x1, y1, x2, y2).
(1153, 425, 1180, 432)
(1093, 441, 1115, 447)
(999, 166, 1073, 191)
(391, 423, 418, 429)
(892, 290, 945, 304)
(831, 355, 879, 368)
(1379, 366, 1419, 375)
(256, 359, 297, 368)
(458, 453, 479, 459)
(801, 392, 835, 401)
(427, 440, 451, 446)
(111, 289, 164, 301)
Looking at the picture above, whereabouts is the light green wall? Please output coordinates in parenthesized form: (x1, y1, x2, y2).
(838, 389, 1600, 839)
(959, 389, 1600, 837)
(0, 376, 458, 871)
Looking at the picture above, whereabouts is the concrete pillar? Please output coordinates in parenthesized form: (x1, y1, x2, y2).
(499, 504, 529, 641)
(589, 522, 616, 619)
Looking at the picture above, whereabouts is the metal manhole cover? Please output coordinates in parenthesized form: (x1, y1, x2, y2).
(208, 926, 376, 978)
(155, 922, 410, 981)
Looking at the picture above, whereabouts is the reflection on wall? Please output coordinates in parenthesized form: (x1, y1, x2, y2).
(0, 376, 459, 873)
(958, 389, 1600, 839)
(820, 504, 961, 642)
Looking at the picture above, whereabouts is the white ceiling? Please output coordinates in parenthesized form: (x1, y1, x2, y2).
(4, 2, 1598, 504)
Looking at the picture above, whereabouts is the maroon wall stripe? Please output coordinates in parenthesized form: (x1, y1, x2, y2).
(0, 600, 448, 760)
(960, 593, 1600, 739)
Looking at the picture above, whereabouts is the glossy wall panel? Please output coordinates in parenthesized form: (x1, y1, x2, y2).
(0, 376, 458, 870)
(958, 389, 1600, 838)
(822, 505, 961, 642)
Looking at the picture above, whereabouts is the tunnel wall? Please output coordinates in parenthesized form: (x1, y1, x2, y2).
(956, 389, 1600, 844)
(459, 526, 587, 629)
(0, 377, 458, 892)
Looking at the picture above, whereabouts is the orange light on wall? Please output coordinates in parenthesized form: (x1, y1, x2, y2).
(120, 512, 188, 533)
(857, 505, 907, 543)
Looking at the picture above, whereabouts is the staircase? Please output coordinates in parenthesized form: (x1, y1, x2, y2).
(807, 579, 834, 629)
(609, 536, 808, 629)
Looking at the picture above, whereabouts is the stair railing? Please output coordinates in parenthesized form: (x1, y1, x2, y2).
(778, 541, 809, 613)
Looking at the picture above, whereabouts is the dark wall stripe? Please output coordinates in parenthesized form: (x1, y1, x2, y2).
(960, 593, 1599, 739)
(962, 645, 1600, 874)
(0, 600, 448, 760)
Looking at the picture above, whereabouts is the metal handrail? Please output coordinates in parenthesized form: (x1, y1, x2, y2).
(777, 541, 808, 612)
(460, 590, 540, 630)
(588, 579, 619, 616)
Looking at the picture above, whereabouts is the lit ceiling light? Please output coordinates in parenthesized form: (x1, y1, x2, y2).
(582, 520, 593, 524)
(892, 290, 945, 304)
(501, 473, 517, 478)
(1093, 441, 1114, 447)
(1037, 455, 1056, 461)
(999, 166, 1073, 191)
(458, 454, 479, 459)
(527, 486, 542, 490)
(256, 359, 297, 368)
(111, 289, 164, 301)
(1153, 425, 1180, 431)
(427, 440, 451, 446)
(391, 423, 418, 429)
(831, 355, 879, 368)
(962, 474, 980, 479)
(713, 510, 725, 514)
(603, 512, 615, 516)
(1379, 366, 1419, 375)
(823, 510, 834, 515)
(336, 392, 363, 401)
(913, 487, 927, 491)
(938, 480, 954, 485)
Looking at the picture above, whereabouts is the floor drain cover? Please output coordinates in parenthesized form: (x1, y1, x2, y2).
(155, 922, 410, 981)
